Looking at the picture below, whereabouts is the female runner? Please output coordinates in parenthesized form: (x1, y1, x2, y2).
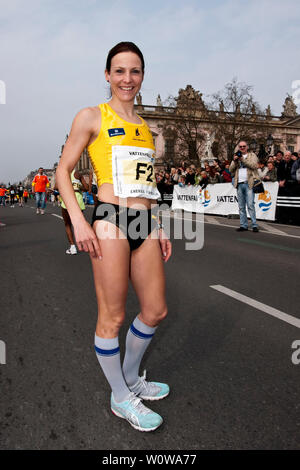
(56, 42, 172, 432)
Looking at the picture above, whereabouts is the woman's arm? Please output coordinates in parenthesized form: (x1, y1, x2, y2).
(56, 108, 101, 258)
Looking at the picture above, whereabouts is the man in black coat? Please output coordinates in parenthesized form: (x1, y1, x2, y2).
(277, 151, 294, 188)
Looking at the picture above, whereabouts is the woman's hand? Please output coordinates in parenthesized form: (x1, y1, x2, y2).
(73, 219, 102, 259)
(158, 229, 172, 262)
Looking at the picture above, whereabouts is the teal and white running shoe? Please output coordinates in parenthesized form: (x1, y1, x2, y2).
(111, 392, 163, 432)
(129, 370, 170, 401)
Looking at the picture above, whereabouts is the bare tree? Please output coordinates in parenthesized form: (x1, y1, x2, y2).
(209, 77, 272, 160)
(162, 86, 207, 166)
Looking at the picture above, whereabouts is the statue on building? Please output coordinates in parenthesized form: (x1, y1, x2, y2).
(282, 94, 297, 118)
(219, 100, 224, 113)
(176, 85, 206, 109)
(236, 103, 241, 114)
(156, 94, 162, 107)
(204, 131, 215, 160)
(136, 92, 142, 105)
(266, 104, 272, 117)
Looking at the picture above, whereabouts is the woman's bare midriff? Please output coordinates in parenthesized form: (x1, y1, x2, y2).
(97, 183, 158, 210)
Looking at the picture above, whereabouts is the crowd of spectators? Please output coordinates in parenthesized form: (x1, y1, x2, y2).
(155, 150, 300, 194)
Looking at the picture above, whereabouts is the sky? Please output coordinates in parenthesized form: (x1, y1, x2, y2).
(1, 0, 300, 184)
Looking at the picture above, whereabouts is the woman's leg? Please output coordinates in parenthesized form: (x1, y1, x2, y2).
(122, 235, 168, 396)
(61, 208, 75, 245)
(90, 220, 131, 402)
(90, 220, 164, 430)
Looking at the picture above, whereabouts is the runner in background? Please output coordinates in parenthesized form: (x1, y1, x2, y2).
(9, 185, 15, 207)
(17, 182, 24, 207)
(0, 186, 6, 206)
(58, 169, 89, 255)
(32, 167, 50, 215)
(23, 189, 29, 204)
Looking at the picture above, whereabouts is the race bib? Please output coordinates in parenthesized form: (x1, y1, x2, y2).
(112, 145, 161, 199)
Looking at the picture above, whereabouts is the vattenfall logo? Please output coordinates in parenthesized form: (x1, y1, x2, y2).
(202, 189, 210, 207)
(135, 128, 140, 137)
(258, 191, 272, 212)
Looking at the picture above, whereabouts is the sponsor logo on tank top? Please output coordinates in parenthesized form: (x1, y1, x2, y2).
(133, 127, 146, 142)
(108, 128, 125, 137)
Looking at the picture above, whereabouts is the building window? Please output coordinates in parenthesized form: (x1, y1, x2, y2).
(274, 144, 281, 154)
(165, 139, 175, 160)
(288, 145, 294, 153)
(188, 140, 197, 160)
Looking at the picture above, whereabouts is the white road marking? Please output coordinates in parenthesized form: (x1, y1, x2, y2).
(258, 221, 287, 236)
(160, 211, 300, 239)
(210, 284, 300, 329)
(51, 213, 63, 220)
(204, 215, 221, 225)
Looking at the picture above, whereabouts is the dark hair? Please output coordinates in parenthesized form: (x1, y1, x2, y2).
(292, 152, 299, 158)
(106, 42, 145, 73)
(276, 150, 283, 156)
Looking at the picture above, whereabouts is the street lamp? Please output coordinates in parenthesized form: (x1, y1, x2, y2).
(249, 139, 257, 152)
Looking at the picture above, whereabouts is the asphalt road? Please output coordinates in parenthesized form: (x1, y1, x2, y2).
(0, 201, 300, 450)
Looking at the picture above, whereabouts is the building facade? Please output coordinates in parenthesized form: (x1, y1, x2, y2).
(74, 86, 300, 171)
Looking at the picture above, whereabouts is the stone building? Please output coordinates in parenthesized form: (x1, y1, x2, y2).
(74, 86, 300, 171)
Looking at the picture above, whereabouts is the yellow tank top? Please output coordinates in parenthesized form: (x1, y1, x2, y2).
(87, 103, 160, 199)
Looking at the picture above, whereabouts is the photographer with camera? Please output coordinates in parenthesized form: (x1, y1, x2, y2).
(229, 141, 259, 232)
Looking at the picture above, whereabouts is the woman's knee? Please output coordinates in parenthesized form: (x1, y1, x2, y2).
(96, 308, 126, 335)
(141, 305, 168, 327)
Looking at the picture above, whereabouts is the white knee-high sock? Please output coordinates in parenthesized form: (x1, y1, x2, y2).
(122, 316, 157, 387)
(94, 334, 130, 403)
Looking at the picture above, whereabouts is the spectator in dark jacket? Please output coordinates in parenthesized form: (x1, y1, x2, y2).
(291, 157, 300, 183)
(262, 162, 277, 182)
(291, 152, 299, 164)
(274, 150, 284, 168)
(277, 152, 294, 188)
(185, 167, 196, 185)
(164, 172, 173, 193)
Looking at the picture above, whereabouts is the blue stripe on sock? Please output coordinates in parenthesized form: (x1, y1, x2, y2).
(94, 345, 120, 356)
(130, 324, 155, 339)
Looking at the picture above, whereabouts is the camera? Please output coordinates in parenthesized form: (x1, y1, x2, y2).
(235, 150, 242, 158)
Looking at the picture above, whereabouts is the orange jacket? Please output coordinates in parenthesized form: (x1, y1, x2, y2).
(32, 174, 49, 192)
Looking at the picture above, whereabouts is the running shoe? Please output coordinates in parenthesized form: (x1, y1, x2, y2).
(111, 392, 163, 432)
(40, 209, 45, 215)
(66, 245, 77, 255)
(129, 370, 170, 401)
(36, 208, 40, 214)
